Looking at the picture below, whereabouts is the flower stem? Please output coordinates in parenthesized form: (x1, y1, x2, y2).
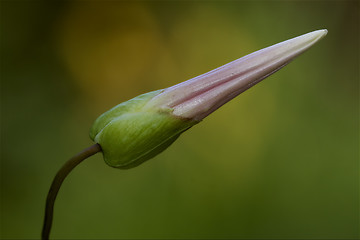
(42, 143, 102, 240)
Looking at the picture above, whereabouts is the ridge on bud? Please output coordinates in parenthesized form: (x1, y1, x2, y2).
(90, 29, 327, 169)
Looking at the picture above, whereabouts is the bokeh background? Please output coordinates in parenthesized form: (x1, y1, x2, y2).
(1, 1, 358, 239)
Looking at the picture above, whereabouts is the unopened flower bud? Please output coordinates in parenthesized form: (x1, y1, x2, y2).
(90, 29, 327, 169)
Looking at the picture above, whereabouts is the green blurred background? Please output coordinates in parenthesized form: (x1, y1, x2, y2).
(1, 1, 358, 239)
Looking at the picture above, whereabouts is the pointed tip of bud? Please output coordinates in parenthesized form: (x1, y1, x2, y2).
(298, 29, 327, 47)
(315, 29, 328, 37)
(146, 29, 328, 121)
(314, 29, 328, 43)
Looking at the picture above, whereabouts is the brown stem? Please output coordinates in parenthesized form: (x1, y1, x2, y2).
(42, 143, 102, 240)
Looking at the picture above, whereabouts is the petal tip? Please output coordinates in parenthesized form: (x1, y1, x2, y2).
(312, 29, 328, 40)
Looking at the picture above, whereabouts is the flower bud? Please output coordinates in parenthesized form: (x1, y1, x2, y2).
(90, 29, 327, 169)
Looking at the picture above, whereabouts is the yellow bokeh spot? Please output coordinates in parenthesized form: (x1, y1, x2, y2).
(56, 2, 164, 109)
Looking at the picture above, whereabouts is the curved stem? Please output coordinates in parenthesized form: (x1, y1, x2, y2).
(42, 144, 102, 240)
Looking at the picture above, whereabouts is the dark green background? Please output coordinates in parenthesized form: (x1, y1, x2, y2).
(1, 1, 359, 239)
